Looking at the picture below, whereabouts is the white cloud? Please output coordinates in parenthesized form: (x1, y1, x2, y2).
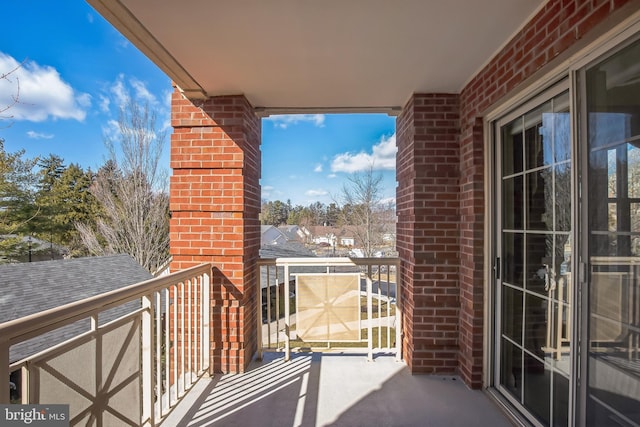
(262, 185, 274, 198)
(102, 75, 169, 128)
(331, 133, 397, 173)
(130, 77, 157, 105)
(102, 119, 120, 141)
(328, 174, 337, 179)
(265, 114, 325, 129)
(314, 164, 323, 173)
(27, 131, 54, 139)
(87, 13, 94, 23)
(99, 95, 110, 113)
(0, 53, 90, 122)
(110, 74, 128, 108)
(380, 197, 396, 206)
(306, 189, 328, 197)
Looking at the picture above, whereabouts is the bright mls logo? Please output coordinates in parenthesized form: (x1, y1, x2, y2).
(0, 405, 69, 426)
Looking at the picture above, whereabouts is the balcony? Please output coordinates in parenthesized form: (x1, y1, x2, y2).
(1, 258, 512, 426)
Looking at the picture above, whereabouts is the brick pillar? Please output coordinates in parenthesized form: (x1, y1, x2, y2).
(458, 117, 485, 388)
(396, 93, 460, 375)
(169, 88, 261, 374)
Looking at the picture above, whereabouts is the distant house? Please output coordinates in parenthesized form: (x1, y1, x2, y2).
(260, 225, 315, 261)
(0, 254, 153, 363)
(340, 236, 355, 247)
(308, 225, 356, 248)
(277, 225, 306, 242)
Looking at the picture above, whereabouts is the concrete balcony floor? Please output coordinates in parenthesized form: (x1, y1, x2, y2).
(162, 350, 513, 427)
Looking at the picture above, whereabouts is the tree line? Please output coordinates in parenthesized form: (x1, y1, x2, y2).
(0, 99, 170, 273)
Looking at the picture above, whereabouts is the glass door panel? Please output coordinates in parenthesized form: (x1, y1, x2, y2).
(497, 89, 572, 426)
(585, 38, 640, 427)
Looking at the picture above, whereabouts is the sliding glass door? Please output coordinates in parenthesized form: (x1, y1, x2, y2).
(493, 34, 640, 427)
(496, 85, 572, 427)
(584, 38, 640, 427)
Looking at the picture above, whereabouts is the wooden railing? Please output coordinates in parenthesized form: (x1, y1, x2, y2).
(256, 257, 401, 362)
(0, 263, 211, 426)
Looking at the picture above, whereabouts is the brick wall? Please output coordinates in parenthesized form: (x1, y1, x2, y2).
(457, 0, 633, 388)
(396, 94, 461, 374)
(169, 90, 261, 373)
(398, 0, 634, 388)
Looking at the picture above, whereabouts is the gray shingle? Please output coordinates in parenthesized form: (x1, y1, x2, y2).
(0, 254, 153, 362)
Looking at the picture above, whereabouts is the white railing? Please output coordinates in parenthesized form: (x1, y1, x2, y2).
(0, 263, 211, 426)
(256, 257, 401, 363)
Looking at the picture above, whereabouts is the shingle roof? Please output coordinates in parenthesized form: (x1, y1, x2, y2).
(0, 254, 153, 362)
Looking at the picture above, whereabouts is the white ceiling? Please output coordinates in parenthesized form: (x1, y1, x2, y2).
(88, 0, 545, 113)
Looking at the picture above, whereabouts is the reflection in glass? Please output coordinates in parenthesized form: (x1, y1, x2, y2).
(587, 38, 640, 427)
(556, 164, 571, 232)
(549, 301, 571, 375)
(527, 169, 554, 231)
(553, 373, 569, 427)
(502, 286, 523, 344)
(501, 338, 522, 400)
(526, 101, 553, 170)
(499, 88, 573, 426)
(524, 293, 548, 358)
(503, 118, 524, 176)
(503, 176, 523, 230)
(523, 357, 551, 425)
(503, 232, 524, 288)
(525, 233, 553, 295)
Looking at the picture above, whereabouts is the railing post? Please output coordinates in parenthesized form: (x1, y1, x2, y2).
(0, 338, 9, 404)
(395, 261, 402, 362)
(202, 270, 211, 375)
(367, 265, 373, 362)
(256, 264, 263, 361)
(141, 294, 155, 427)
(284, 263, 291, 362)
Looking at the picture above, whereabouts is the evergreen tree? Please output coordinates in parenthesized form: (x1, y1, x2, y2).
(0, 139, 38, 260)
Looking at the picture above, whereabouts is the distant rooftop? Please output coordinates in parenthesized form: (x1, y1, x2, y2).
(0, 254, 153, 361)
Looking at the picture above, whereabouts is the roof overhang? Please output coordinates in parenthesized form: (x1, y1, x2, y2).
(87, 0, 546, 114)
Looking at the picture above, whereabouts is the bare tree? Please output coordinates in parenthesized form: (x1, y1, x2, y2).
(1, 60, 22, 125)
(77, 97, 169, 273)
(340, 167, 393, 257)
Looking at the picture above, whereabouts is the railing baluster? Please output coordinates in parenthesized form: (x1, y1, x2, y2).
(284, 263, 291, 361)
(386, 269, 391, 349)
(194, 276, 200, 375)
(172, 283, 179, 405)
(256, 265, 263, 361)
(155, 291, 162, 418)
(180, 281, 185, 397)
(266, 266, 271, 349)
(0, 339, 9, 404)
(395, 260, 402, 362)
(164, 286, 170, 416)
(367, 264, 373, 362)
(202, 271, 211, 375)
(378, 264, 382, 349)
(276, 274, 280, 351)
(187, 278, 192, 385)
(21, 364, 29, 404)
(141, 294, 154, 427)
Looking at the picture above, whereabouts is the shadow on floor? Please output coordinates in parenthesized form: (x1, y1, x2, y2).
(164, 351, 513, 427)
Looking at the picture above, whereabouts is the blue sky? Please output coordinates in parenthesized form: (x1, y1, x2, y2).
(0, 1, 397, 207)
